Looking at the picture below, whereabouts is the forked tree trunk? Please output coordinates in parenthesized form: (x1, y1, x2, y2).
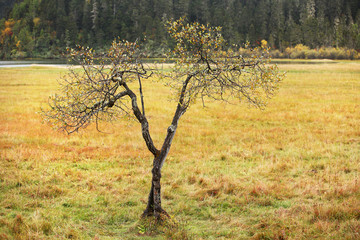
(142, 113, 182, 219)
(142, 76, 192, 219)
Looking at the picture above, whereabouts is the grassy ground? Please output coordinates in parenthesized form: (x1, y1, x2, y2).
(0, 61, 359, 239)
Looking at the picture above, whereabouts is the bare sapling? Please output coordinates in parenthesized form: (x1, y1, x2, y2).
(42, 18, 283, 219)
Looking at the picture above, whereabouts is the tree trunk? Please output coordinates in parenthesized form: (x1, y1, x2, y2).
(142, 160, 168, 219)
(142, 124, 179, 219)
(141, 75, 192, 219)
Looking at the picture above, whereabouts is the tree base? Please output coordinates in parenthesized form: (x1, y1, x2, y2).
(136, 213, 189, 239)
(141, 207, 170, 221)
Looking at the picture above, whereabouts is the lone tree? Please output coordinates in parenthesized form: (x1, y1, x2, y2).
(42, 18, 283, 219)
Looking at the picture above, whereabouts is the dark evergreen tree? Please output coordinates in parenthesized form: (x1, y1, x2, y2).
(1, 0, 360, 58)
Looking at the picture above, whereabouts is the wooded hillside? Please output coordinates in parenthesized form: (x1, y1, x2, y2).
(1, 0, 359, 58)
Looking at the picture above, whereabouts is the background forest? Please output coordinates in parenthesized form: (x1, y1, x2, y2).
(1, 0, 360, 59)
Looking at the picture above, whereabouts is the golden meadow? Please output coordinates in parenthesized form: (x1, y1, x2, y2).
(0, 61, 359, 239)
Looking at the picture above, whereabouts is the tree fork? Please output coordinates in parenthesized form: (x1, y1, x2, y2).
(141, 76, 191, 219)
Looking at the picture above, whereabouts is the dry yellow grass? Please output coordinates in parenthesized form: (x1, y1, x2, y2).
(0, 61, 359, 239)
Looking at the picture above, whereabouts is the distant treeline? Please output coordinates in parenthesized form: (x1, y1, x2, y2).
(1, 0, 360, 59)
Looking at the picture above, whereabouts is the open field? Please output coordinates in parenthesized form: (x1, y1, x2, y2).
(0, 61, 359, 239)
